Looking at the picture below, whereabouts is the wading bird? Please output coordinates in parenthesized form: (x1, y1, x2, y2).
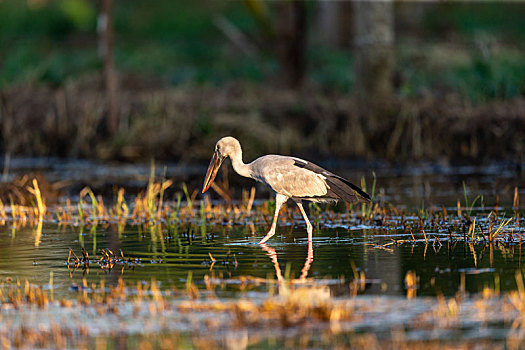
(202, 136, 371, 244)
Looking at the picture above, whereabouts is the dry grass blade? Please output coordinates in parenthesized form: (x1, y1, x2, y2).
(210, 182, 232, 203)
(492, 217, 513, 238)
(26, 179, 46, 218)
(245, 187, 256, 214)
(468, 217, 476, 241)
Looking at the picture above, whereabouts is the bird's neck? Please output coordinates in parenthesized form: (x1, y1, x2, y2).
(230, 150, 252, 178)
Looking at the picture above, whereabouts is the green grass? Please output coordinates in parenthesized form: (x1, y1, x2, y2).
(397, 43, 525, 102)
(309, 46, 354, 93)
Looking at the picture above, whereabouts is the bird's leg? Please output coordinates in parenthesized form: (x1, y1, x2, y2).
(259, 194, 288, 244)
(295, 200, 313, 242)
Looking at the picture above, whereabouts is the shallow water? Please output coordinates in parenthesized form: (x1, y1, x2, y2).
(1, 159, 525, 346)
(1, 216, 523, 300)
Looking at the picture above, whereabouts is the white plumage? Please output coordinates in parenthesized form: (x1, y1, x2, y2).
(202, 136, 371, 244)
(250, 155, 328, 199)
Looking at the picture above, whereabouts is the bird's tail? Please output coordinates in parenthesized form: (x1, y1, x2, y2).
(326, 176, 372, 204)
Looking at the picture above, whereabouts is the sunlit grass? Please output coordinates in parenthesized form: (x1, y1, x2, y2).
(0, 172, 522, 264)
(1, 268, 525, 348)
(0, 173, 523, 348)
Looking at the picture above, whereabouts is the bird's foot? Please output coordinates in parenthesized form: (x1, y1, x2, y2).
(258, 236, 270, 244)
(259, 230, 275, 244)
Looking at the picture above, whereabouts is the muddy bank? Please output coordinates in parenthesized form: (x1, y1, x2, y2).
(1, 77, 524, 164)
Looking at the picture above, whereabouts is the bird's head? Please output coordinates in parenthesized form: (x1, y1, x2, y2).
(202, 136, 241, 193)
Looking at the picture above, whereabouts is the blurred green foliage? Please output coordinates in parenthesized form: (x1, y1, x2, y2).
(457, 54, 525, 102)
(59, 0, 96, 31)
(425, 3, 525, 40)
(0, 0, 524, 102)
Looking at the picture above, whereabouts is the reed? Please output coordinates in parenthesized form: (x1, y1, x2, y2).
(0, 171, 521, 256)
(27, 179, 46, 219)
(79, 187, 100, 221)
(513, 186, 520, 213)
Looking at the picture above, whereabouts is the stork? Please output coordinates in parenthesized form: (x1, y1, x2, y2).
(202, 136, 371, 244)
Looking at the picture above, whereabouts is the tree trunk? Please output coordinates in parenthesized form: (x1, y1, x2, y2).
(275, 1, 307, 89)
(316, 1, 353, 49)
(98, 0, 119, 134)
(353, 0, 394, 111)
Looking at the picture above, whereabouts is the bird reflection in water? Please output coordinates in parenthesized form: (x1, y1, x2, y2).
(259, 240, 313, 283)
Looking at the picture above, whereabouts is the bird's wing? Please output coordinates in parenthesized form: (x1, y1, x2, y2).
(292, 158, 371, 203)
(251, 156, 328, 198)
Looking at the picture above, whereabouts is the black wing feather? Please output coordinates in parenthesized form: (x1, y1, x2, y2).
(293, 160, 371, 203)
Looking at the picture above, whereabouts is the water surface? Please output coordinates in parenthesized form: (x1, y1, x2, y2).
(1, 218, 523, 299)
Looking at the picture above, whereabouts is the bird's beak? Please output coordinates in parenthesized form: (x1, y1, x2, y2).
(202, 151, 223, 193)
